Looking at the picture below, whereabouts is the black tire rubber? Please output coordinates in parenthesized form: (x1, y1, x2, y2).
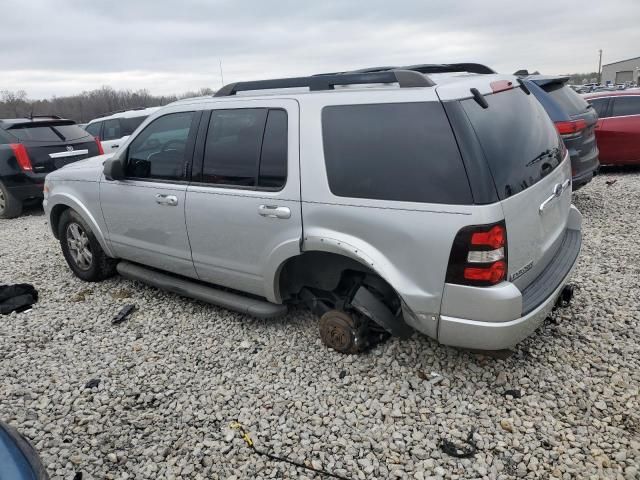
(0, 181, 23, 219)
(58, 209, 117, 282)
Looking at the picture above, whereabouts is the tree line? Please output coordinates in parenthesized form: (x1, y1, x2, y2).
(0, 86, 215, 123)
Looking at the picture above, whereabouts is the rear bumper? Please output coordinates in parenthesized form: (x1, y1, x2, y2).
(437, 207, 582, 350)
(4, 173, 47, 201)
(570, 148, 599, 189)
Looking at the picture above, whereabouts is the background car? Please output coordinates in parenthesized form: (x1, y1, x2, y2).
(0, 116, 103, 218)
(519, 72, 600, 188)
(583, 90, 640, 165)
(84, 107, 160, 152)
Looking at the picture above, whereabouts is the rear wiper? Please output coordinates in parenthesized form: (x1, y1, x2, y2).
(526, 148, 552, 167)
(470, 88, 488, 109)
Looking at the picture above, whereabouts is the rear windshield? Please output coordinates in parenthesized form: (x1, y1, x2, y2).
(542, 82, 590, 115)
(0, 129, 13, 144)
(322, 102, 472, 204)
(10, 124, 90, 142)
(461, 88, 564, 200)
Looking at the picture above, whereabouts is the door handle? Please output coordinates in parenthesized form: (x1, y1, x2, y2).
(258, 204, 291, 219)
(111, 144, 119, 148)
(539, 180, 570, 214)
(155, 194, 178, 206)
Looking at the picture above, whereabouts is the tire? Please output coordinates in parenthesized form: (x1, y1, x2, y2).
(58, 209, 117, 282)
(0, 181, 23, 219)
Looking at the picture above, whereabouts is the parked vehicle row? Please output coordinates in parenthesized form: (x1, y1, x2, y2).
(43, 64, 582, 353)
(84, 107, 160, 153)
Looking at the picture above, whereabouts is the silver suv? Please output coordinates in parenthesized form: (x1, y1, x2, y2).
(44, 66, 582, 353)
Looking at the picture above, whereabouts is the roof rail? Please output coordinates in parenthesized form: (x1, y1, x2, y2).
(214, 70, 435, 97)
(326, 63, 496, 76)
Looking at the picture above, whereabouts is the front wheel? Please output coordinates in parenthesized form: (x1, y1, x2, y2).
(59, 210, 117, 282)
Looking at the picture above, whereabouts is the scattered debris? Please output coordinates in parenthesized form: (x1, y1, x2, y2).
(112, 304, 136, 325)
(416, 370, 428, 381)
(440, 429, 478, 458)
(503, 389, 522, 398)
(0, 283, 38, 314)
(495, 371, 508, 386)
(73, 472, 83, 480)
(339, 370, 347, 379)
(85, 378, 101, 389)
(605, 179, 617, 186)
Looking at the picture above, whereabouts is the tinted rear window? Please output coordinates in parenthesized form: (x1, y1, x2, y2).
(8, 124, 89, 142)
(461, 88, 563, 200)
(587, 97, 610, 117)
(53, 125, 90, 141)
(322, 102, 472, 204)
(0, 129, 13, 144)
(542, 82, 590, 115)
(10, 126, 60, 142)
(611, 96, 640, 117)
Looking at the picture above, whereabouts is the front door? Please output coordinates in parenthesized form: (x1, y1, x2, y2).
(185, 100, 301, 300)
(100, 110, 202, 278)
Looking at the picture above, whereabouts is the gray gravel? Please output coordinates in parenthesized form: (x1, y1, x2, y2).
(1, 170, 639, 480)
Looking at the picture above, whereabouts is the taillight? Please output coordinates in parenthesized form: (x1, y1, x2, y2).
(446, 222, 508, 287)
(94, 137, 104, 155)
(9, 144, 33, 172)
(555, 119, 587, 138)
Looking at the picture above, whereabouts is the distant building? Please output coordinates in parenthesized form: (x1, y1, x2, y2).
(601, 56, 640, 84)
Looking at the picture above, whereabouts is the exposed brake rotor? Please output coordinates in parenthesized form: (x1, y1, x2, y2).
(319, 310, 368, 354)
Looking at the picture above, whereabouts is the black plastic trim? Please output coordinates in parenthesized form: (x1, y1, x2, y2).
(520, 228, 581, 315)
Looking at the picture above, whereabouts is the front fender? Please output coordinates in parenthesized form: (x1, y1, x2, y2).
(46, 190, 114, 258)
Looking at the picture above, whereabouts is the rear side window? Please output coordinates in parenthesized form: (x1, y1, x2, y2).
(85, 122, 101, 137)
(102, 119, 122, 141)
(461, 88, 563, 200)
(542, 83, 590, 115)
(52, 125, 90, 141)
(201, 108, 287, 189)
(588, 97, 610, 117)
(322, 102, 472, 204)
(611, 96, 640, 117)
(121, 116, 147, 136)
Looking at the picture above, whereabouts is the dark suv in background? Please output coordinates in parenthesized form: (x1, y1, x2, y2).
(0, 116, 102, 218)
(517, 72, 600, 188)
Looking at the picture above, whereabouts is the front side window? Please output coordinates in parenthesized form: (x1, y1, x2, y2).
(322, 102, 472, 204)
(126, 112, 195, 181)
(201, 108, 287, 189)
(611, 96, 640, 117)
(85, 122, 101, 137)
(0, 128, 14, 145)
(102, 119, 122, 141)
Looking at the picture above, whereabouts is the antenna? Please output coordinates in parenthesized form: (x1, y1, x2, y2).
(219, 59, 225, 87)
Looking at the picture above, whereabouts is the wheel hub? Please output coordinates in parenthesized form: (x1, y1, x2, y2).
(66, 222, 93, 270)
(319, 310, 367, 354)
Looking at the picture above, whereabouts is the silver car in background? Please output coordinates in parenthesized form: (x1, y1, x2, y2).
(44, 65, 582, 353)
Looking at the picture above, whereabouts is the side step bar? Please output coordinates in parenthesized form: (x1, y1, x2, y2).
(116, 261, 288, 319)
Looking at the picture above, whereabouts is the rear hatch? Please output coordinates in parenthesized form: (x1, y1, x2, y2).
(534, 78, 599, 176)
(456, 84, 572, 290)
(6, 121, 100, 173)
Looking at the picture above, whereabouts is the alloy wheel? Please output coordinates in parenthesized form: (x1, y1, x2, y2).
(66, 222, 93, 270)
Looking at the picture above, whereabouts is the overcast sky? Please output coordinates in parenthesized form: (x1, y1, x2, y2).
(1, 0, 639, 98)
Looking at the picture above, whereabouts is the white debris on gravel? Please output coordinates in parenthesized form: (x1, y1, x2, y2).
(0, 170, 639, 480)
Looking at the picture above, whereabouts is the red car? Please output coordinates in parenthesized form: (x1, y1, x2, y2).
(584, 89, 640, 165)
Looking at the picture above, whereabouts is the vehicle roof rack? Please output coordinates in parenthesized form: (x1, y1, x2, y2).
(214, 69, 435, 97)
(323, 63, 496, 76)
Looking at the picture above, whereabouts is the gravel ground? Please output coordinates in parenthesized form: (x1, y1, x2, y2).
(0, 169, 639, 480)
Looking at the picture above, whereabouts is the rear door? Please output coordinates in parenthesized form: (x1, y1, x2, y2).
(101, 118, 124, 152)
(7, 123, 100, 173)
(460, 86, 571, 290)
(185, 100, 301, 300)
(100, 111, 201, 278)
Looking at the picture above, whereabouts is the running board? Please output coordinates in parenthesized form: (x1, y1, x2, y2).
(116, 261, 287, 319)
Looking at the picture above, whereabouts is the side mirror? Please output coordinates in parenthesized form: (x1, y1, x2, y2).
(103, 155, 125, 181)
